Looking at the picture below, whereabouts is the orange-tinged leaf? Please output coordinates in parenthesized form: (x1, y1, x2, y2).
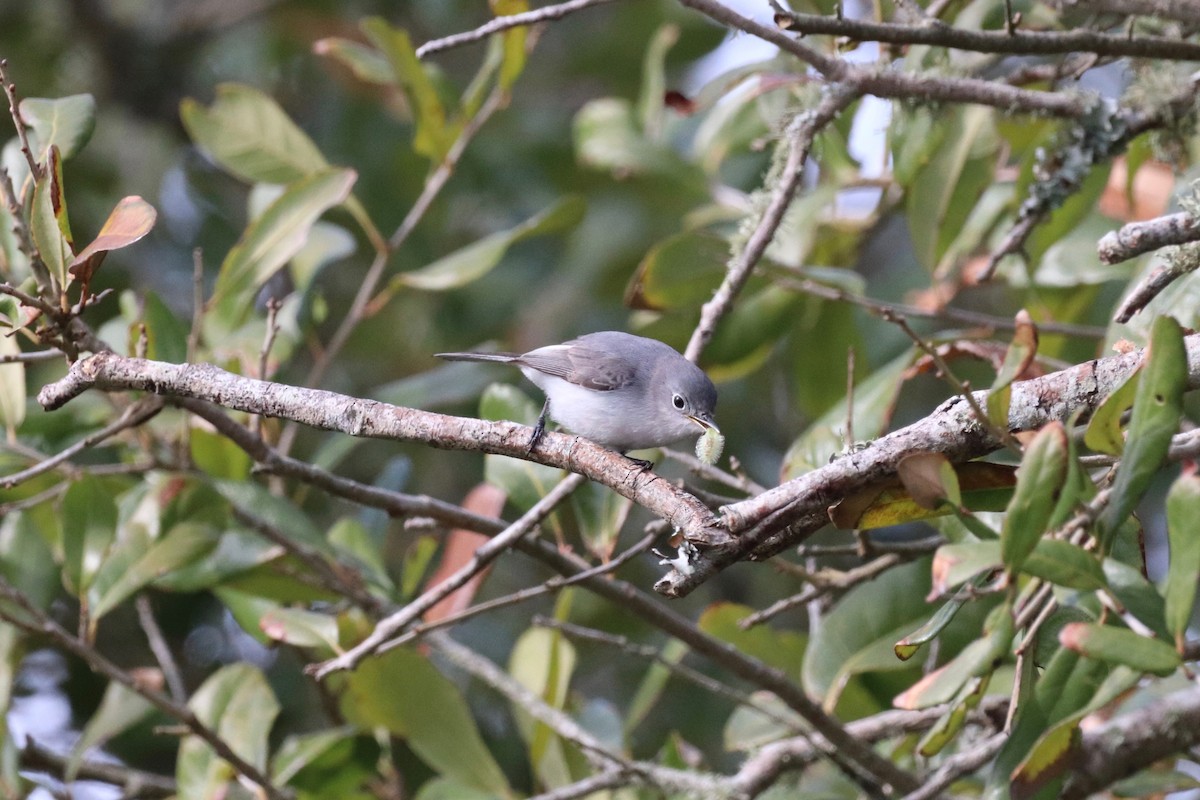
(1010, 719, 1079, 800)
(423, 483, 506, 623)
(69, 196, 157, 285)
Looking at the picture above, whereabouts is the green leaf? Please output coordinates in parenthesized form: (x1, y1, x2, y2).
(1096, 315, 1186, 550)
(62, 476, 118, 594)
(1163, 469, 1200, 646)
(803, 560, 932, 707)
(574, 97, 697, 182)
(698, 603, 806, 680)
(625, 638, 687, 734)
(89, 523, 218, 621)
(272, 727, 375, 787)
(782, 349, 912, 479)
(931, 541, 1001, 597)
(1083, 366, 1138, 456)
(510, 625, 576, 789)
(190, 427, 252, 480)
(68, 682, 154, 781)
(905, 106, 998, 270)
(638, 24, 679, 139)
(481, 383, 564, 512)
(724, 692, 805, 751)
(395, 195, 585, 291)
(1058, 623, 1180, 676)
(211, 479, 338, 558)
(0, 334, 25, 435)
(1110, 769, 1200, 798)
(20, 94, 96, 161)
(1026, 162, 1112, 265)
(210, 168, 357, 324)
(177, 663, 280, 798)
(1001, 422, 1068, 575)
(1104, 559, 1170, 640)
(1010, 717, 1079, 800)
(625, 230, 726, 311)
(30, 146, 73, 289)
(894, 602, 1013, 710)
(140, 289, 189, 364)
(493, 0, 530, 91)
(336, 647, 510, 795)
(180, 83, 330, 184)
(986, 311, 1037, 429)
(363, 18, 454, 161)
(259, 606, 340, 652)
(313, 37, 394, 85)
(569, 481, 631, 561)
(272, 729, 374, 786)
(1021, 539, 1106, 591)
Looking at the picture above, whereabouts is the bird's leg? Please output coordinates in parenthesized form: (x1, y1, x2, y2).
(527, 398, 551, 453)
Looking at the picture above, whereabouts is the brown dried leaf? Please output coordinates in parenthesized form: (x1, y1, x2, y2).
(68, 195, 158, 285)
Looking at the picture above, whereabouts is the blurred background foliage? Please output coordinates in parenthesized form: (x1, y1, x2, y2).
(1, 0, 1200, 797)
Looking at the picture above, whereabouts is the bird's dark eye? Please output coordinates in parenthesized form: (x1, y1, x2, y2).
(672, 393, 685, 410)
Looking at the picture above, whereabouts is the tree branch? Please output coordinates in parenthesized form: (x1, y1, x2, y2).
(677, 0, 1091, 118)
(1100, 210, 1200, 264)
(36, 352, 727, 545)
(1061, 685, 1200, 799)
(415, 0, 620, 59)
(771, 7, 1200, 61)
(685, 84, 861, 362)
(655, 331, 1200, 596)
(310, 473, 587, 679)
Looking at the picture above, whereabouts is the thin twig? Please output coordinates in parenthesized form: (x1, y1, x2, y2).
(311, 472, 587, 679)
(773, 271, 1107, 338)
(741, 553, 904, 628)
(678, 0, 1090, 117)
(535, 616, 806, 734)
(416, 0, 620, 58)
(685, 84, 861, 362)
(899, 733, 1008, 800)
(0, 579, 289, 800)
(280, 86, 509, 457)
(0, 396, 165, 489)
(135, 594, 188, 703)
(231, 505, 387, 616)
(881, 308, 1019, 452)
(0, 60, 41, 179)
(21, 737, 175, 799)
(376, 532, 657, 652)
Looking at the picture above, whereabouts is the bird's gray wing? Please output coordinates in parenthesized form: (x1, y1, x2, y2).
(518, 342, 636, 391)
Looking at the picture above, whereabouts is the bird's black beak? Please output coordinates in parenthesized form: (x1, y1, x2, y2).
(687, 413, 718, 432)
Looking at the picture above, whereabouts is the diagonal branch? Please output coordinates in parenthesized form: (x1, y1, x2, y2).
(685, 84, 861, 362)
(0, 579, 288, 800)
(655, 331, 1200, 596)
(310, 473, 587, 679)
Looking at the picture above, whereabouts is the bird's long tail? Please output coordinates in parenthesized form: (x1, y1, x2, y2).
(434, 351, 521, 363)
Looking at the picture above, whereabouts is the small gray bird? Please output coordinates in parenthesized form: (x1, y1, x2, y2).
(436, 331, 718, 460)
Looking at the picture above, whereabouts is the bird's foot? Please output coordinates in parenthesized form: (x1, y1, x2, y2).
(527, 398, 550, 454)
(622, 453, 655, 472)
